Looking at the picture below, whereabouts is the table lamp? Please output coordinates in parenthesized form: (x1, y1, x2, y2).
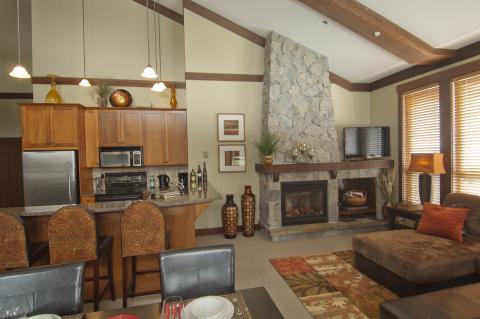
(407, 153, 446, 203)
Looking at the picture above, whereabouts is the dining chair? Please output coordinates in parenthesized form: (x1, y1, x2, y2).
(159, 244, 235, 300)
(121, 201, 170, 307)
(0, 211, 49, 271)
(0, 262, 84, 316)
(48, 205, 115, 311)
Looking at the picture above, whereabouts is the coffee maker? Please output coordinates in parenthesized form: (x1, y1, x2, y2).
(157, 174, 170, 190)
(178, 172, 188, 195)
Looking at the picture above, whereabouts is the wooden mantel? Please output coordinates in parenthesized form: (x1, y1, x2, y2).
(255, 159, 394, 182)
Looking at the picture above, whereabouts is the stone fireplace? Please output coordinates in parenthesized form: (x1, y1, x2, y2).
(258, 32, 389, 235)
(281, 180, 328, 226)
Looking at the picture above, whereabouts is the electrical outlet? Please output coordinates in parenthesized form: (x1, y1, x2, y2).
(203, 151, 209, 158)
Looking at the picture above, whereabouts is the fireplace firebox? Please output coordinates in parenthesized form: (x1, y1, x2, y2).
(281, 180, 328, 226)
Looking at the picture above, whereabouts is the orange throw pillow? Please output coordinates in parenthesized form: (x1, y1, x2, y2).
(416, 203, 469, 242)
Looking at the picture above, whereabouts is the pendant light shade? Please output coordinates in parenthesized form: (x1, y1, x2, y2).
(9, 0, 30, 79)
(9, 65, 31, 79)
(79, 78, 91, 87)
(79, 0, 90, 87)
(141, 65, 158, 79)
(151, 81, 167, 92)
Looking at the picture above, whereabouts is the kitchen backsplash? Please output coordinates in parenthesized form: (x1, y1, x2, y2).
(92, 166, 188, 193)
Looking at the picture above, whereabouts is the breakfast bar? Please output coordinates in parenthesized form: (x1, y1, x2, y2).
(1, 185, 221, 299)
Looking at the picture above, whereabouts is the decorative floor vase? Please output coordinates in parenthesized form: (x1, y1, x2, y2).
(241, 185, 256, 237)
(222, 194, 238, 239)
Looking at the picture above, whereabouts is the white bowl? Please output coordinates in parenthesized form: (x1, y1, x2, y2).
(28, 315, 62, 319)
(190, 296, 226, 319)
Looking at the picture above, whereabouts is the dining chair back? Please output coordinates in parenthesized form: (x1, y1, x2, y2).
(48, 206, 98, 264)
(0, 262, 84, 316)
(159, 244, 235, 300)
(0, 212, 30, 269)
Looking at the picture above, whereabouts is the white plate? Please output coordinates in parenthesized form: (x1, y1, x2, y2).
(183, 297, 234, 319)
(28, 315, 62, 319)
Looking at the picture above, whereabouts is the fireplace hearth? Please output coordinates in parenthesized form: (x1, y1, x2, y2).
(281, 180, 328, 226)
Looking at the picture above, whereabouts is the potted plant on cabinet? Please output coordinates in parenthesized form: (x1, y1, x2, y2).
(254, 131, 280, 166)
(94, 81, 113, 107)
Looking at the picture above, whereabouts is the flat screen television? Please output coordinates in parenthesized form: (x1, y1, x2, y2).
(343, 126, 390, 159)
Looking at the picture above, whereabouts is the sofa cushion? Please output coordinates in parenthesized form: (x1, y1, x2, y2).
(353, 229, 480, 284)
(443, 193, 480, 237)
(416, 203, 468, 242)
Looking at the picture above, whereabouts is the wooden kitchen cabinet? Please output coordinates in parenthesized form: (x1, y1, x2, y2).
(99, 110, 143, 147)
(84, 109, 99, 167)
(122, 110, 143, 146)
(21, 104, 79, 150)
(142, 110, 187, 166)
(143, 111, 166, 165)
(165, 111, 188, 165)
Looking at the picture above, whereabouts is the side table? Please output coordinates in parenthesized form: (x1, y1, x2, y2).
(386, 203, 423, 230)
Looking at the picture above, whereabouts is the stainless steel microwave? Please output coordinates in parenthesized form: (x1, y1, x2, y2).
(99, 147, 143, 168)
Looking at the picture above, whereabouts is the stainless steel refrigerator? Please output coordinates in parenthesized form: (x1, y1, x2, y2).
(23, 151, 79, 206)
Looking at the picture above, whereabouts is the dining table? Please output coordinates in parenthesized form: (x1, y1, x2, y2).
(81, 287, 284, 319)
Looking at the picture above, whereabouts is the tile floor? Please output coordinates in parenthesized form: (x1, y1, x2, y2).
(91, 230, 354, 318)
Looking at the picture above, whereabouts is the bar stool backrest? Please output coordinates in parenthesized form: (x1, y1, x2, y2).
(121, 201, 166, 258)
(0, 211, 29, 269)
(48, 206, 98, 264)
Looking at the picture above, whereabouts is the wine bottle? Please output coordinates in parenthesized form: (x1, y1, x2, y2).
(190, 169, 197, 192)
(149, 176, 155, 193)
(197, 165, 202, 185)
(203, 162, 207, 187)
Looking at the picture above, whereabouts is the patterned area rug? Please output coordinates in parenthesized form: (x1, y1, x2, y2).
(270, 251, 398, 319)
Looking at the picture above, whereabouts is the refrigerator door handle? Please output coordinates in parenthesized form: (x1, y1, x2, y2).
(67, 162, 72, 201)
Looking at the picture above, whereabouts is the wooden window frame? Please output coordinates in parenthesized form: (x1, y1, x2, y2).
(397, 58, 480, 202)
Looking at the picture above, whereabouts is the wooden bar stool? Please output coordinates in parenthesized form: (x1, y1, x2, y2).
(121, 201, 169, 307)
(47, 206, 115, 311)
(0, 211, 49, 271)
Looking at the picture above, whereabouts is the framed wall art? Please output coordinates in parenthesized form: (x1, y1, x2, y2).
(217, 113, 245, 142)
(218, 144, 246, 172)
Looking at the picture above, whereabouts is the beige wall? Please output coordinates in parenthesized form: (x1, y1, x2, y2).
(0, 0, 32, 137)
(31, 0, 185, 107)
(370, 55, 480, 201)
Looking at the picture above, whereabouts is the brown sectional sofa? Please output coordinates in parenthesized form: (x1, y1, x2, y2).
(352, 193, 480, 297)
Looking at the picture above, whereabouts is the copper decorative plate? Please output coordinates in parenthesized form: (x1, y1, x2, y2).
(109, 89, 132, 107)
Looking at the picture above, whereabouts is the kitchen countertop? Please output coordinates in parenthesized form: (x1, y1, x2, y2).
(2, 184, 221, 217)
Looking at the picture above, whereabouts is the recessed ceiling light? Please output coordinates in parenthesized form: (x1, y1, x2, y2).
(374, 31, 381, 37)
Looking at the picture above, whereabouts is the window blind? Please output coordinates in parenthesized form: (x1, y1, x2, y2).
(451, 73, 480, 196)
(402, 85, 441, 203)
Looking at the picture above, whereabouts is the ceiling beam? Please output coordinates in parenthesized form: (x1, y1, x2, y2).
(297, 0, 455, 65)
(131, 0, 184, 25)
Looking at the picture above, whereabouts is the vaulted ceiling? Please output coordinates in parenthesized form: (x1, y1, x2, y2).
(158, 0, 480, 83)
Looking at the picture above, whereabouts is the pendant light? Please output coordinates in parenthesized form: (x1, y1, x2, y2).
(9, 0, 31, 79)
(151, 0, 166, 92)
(78, 0, 91, 87)
(141, 0, 158, 79)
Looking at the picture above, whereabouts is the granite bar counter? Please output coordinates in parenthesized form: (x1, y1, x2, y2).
(3, 185, 221, 217)
(0, 184, 222, 299)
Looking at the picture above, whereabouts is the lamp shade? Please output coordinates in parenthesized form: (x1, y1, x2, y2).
(141, 65, 158, 79)
(78, 78, 91, 87)
(9, 65, 31, 79)
(407, 153, 446, 174)
(151, 81, 167, 92)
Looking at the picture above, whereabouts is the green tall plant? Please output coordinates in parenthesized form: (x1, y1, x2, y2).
(94, 81, 113, 99)
(254, 131, 280, 156)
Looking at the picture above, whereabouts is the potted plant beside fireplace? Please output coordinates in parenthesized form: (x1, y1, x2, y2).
(254, 131, 280, 166)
